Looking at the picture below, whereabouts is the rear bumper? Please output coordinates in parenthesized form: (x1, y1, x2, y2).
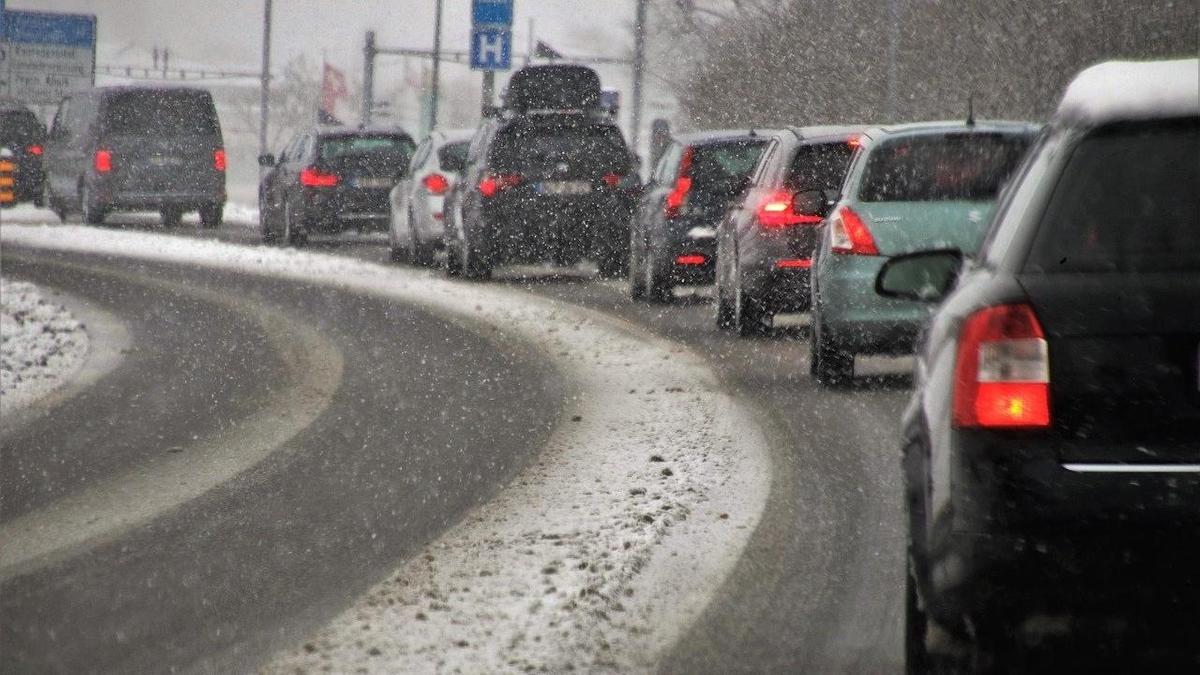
(816, 253, 930, 352)
(475, 194, 633, 263)
(664, 221, 717, 284)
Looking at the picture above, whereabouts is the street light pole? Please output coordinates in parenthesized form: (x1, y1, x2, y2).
(430, 0, 443, 131)
(258, 0, 272, 157)
(631, 0, 647, 155)
(885, 0, 900, 119)
(363, 31, 376, 127)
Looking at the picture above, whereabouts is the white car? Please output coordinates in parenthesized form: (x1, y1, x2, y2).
(389, 128, 474, 265)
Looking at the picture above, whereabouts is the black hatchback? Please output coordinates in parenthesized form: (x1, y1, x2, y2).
(0, 102, 47, 207)
(258, 127, 415, 246)
(877, 59, 1199, 671)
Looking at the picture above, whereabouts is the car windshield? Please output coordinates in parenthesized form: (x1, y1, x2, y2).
(785, 141, 855, 191)
(437, 140, 470, 173)
(1025, 120, 1200, 273)
(689, 139, 767, 187)
(102, 90, 219, 136)
(489, 124, 629, 174)
(319, 135, 414, 162)
(859, 132, 1031, 202)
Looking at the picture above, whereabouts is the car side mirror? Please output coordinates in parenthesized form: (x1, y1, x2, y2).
(875, 249, 964, 303)
(258, 153, 276, 167)
(793, 189, 828, 218)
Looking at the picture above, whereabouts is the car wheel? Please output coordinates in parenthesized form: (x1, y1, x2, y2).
(628, 227, 647, 300)
(645, 242, 673, 303)
(259, 195, 277, 244)
(81, 184, 106, 225)
(408, 214, 436, 266)
(733, 262, 767, 336)
(199, 203, 223, 228)
(445, 239, 463, 277)
(48, 186, 69, 223)
(461, 231, 491, 280)
(715, 276, 736, 330)
(811, 307, 854, 385)
(160, 206, 183, 228)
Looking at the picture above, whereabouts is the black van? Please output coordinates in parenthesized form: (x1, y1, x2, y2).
(0, 102, 47, 207)
(44, 86, 226, 227)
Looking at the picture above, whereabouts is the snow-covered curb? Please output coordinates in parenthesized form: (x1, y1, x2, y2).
(1, 225, 771, 673)
(0, 277, 90, 416)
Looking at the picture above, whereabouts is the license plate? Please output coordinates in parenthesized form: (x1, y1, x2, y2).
(354, 177, 393, 189)
(538, 180, 591, 196)
(149, 156, 183, 167)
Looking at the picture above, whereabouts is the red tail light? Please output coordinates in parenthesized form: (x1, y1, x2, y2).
(300, 166, 338, 188)
(774, 258, 812, 269)
(603, 173, 622, 188)
(664, 146, 695, 218)
(26, 144, 43, 156)
(422, 172, 450, 195)
(953, 303, 1051, 429)
(757, 191, 823, 228)
(829, 205, 879, 255)
(479, 173, 522, 198)
(675, 253, 707, 266)
(213, 148, 227, 172)
(94, 149, 113, 173)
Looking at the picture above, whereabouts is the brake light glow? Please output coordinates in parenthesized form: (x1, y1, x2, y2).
(479, 173, 522, 198)
(26, 144, 43, 156)
(300, 166, 338, 188)
(847, 135, 863, 149)
(423, 172, 450, 195)
(213, 148, 227, 171)
(953, 303, 1051, 429)
(829, 206, 879, 255)
(757, 191, 823, 228)
(94, 149, 113, 173)
(675, 253, 707, 266)
(664, 146, 694, 218)
(774, 258, 812, 269)
(603, 173, 622, 188)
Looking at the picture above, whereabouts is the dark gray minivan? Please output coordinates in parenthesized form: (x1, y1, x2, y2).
(45, 86, 226, 227)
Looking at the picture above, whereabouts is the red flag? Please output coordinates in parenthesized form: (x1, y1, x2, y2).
(320, 62, 349, 124)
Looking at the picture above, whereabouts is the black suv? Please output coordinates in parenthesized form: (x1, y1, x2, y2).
(876, 59, 1199, 671)
(446, 65, 638, 279)
(629, 130, 768, 303)
(0, 102, 47, 207)
(44, 86, 226, 227)
(258, 127, 415, 246)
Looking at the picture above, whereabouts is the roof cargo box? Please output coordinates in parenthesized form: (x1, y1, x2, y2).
(504, 64, 602, 114)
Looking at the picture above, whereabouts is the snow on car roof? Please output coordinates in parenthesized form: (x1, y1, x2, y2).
(1056, 58, 1199, 126)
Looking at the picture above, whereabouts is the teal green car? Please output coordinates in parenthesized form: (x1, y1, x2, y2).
(809, 121, 1038, 385)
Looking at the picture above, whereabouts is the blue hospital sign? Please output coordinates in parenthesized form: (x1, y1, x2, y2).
(470, 27, 511, 71)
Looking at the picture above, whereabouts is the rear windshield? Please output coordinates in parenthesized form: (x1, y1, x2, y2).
(320, 135, 415, 162)
(1, 110, 44, 144)
(1025, 120, 1199, 274)
(438, 141, 470, 173)
(490, 124, 629, 174)
(859, 132, 1031, 202)
(688, 140, 767, 189)
(102, 90, 219, 136)
(785, 141, 854, 192)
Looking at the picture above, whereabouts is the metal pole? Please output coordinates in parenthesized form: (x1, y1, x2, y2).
(885, 0, 900, 119)
(363, 30, 376, 127)
(630, 0, 647, 154)
(258, 0, 272, 157)
(526, 17, 534, 66)
(481, 70, 495, 116)
(430, 0, 443, 131)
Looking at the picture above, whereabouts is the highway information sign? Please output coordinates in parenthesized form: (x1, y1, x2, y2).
(0, 9, 97, 105)
(470, 0, 513, 72)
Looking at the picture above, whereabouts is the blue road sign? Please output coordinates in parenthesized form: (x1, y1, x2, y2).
(472, 0, 513, 27)
(470, 27, 511, 71)
(2, 9, 95, 46)
(1, 8, 97, 103)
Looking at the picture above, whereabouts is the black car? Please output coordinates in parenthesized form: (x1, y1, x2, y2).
(44, 86, 226, 227)
(447, 109, 637, 279)
(875, 60, 1199, 671)
(258, 127, 415, 246)
(629, 130, 769, 303)
(713, 126, 863, 333)
(0, 102, 47, 207)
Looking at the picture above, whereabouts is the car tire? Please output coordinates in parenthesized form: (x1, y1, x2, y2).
(628, 228, 647, 300)
(283, 200, 307, 247)
(259, 195, 277, 244)
(645, 243, 673, 303)
(461, 233, 491, 280)
(161, 206, 183, 228)
(199, 203, 223, 229)
(733, 263, 768, 336)
(48, 186, 69, 223)
(715, 279, 736, 329)
(409, 220, 436, 266)
(81, 184, 106, 226)
(811, 308, 854, 385)
(445, 240, 463, 277)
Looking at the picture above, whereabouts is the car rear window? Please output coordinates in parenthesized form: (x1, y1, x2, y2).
(858, 132, 1031, 202)
(102, 90, 220, 136)
(490, 124, 629, 174)
(688, 140, 767, 188)
(438, 141, 470, 173)
(1025, 120, 1199, 273)
(320, 135, 415, 162)
(1, 110, 44, 145)
(785, 141, 854, 191)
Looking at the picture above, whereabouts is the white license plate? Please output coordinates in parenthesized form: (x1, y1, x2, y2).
(538, 180, 591, 196)
(355, 177, 393, 189)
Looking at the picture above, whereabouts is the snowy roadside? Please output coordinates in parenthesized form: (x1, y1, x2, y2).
(1, 225, 771, 673)
(0, 277, 90, 416)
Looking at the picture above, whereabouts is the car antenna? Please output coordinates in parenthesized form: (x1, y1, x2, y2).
(966, 94, 976, 127)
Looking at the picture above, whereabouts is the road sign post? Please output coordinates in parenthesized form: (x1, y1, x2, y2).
(0, 8, 97, 105)
(470, 0, 513, 114)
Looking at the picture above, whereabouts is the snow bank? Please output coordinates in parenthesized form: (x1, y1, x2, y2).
(1057, 58, 1199, 125)
(0, 277, 90, 415)
(1, 225, 771, 674)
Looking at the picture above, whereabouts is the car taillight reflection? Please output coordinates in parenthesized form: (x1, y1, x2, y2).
(423, 172, 450, 195)
(214, 148, 227, 172)
(94, 149, 113, 173)
(26, 144, 43, 156)
(757, 191, 823, 228)
(953, 303, 1051, 429)
(300, 166, 338, 188)
(479, 173, 522, 198)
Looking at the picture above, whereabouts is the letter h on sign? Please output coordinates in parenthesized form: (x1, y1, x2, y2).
(470, 27, 511, 71)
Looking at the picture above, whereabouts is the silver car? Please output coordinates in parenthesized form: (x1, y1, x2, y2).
(389, 128, 474, 265)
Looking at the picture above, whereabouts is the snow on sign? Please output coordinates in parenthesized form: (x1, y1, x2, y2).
(0, 8, 97, 105)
